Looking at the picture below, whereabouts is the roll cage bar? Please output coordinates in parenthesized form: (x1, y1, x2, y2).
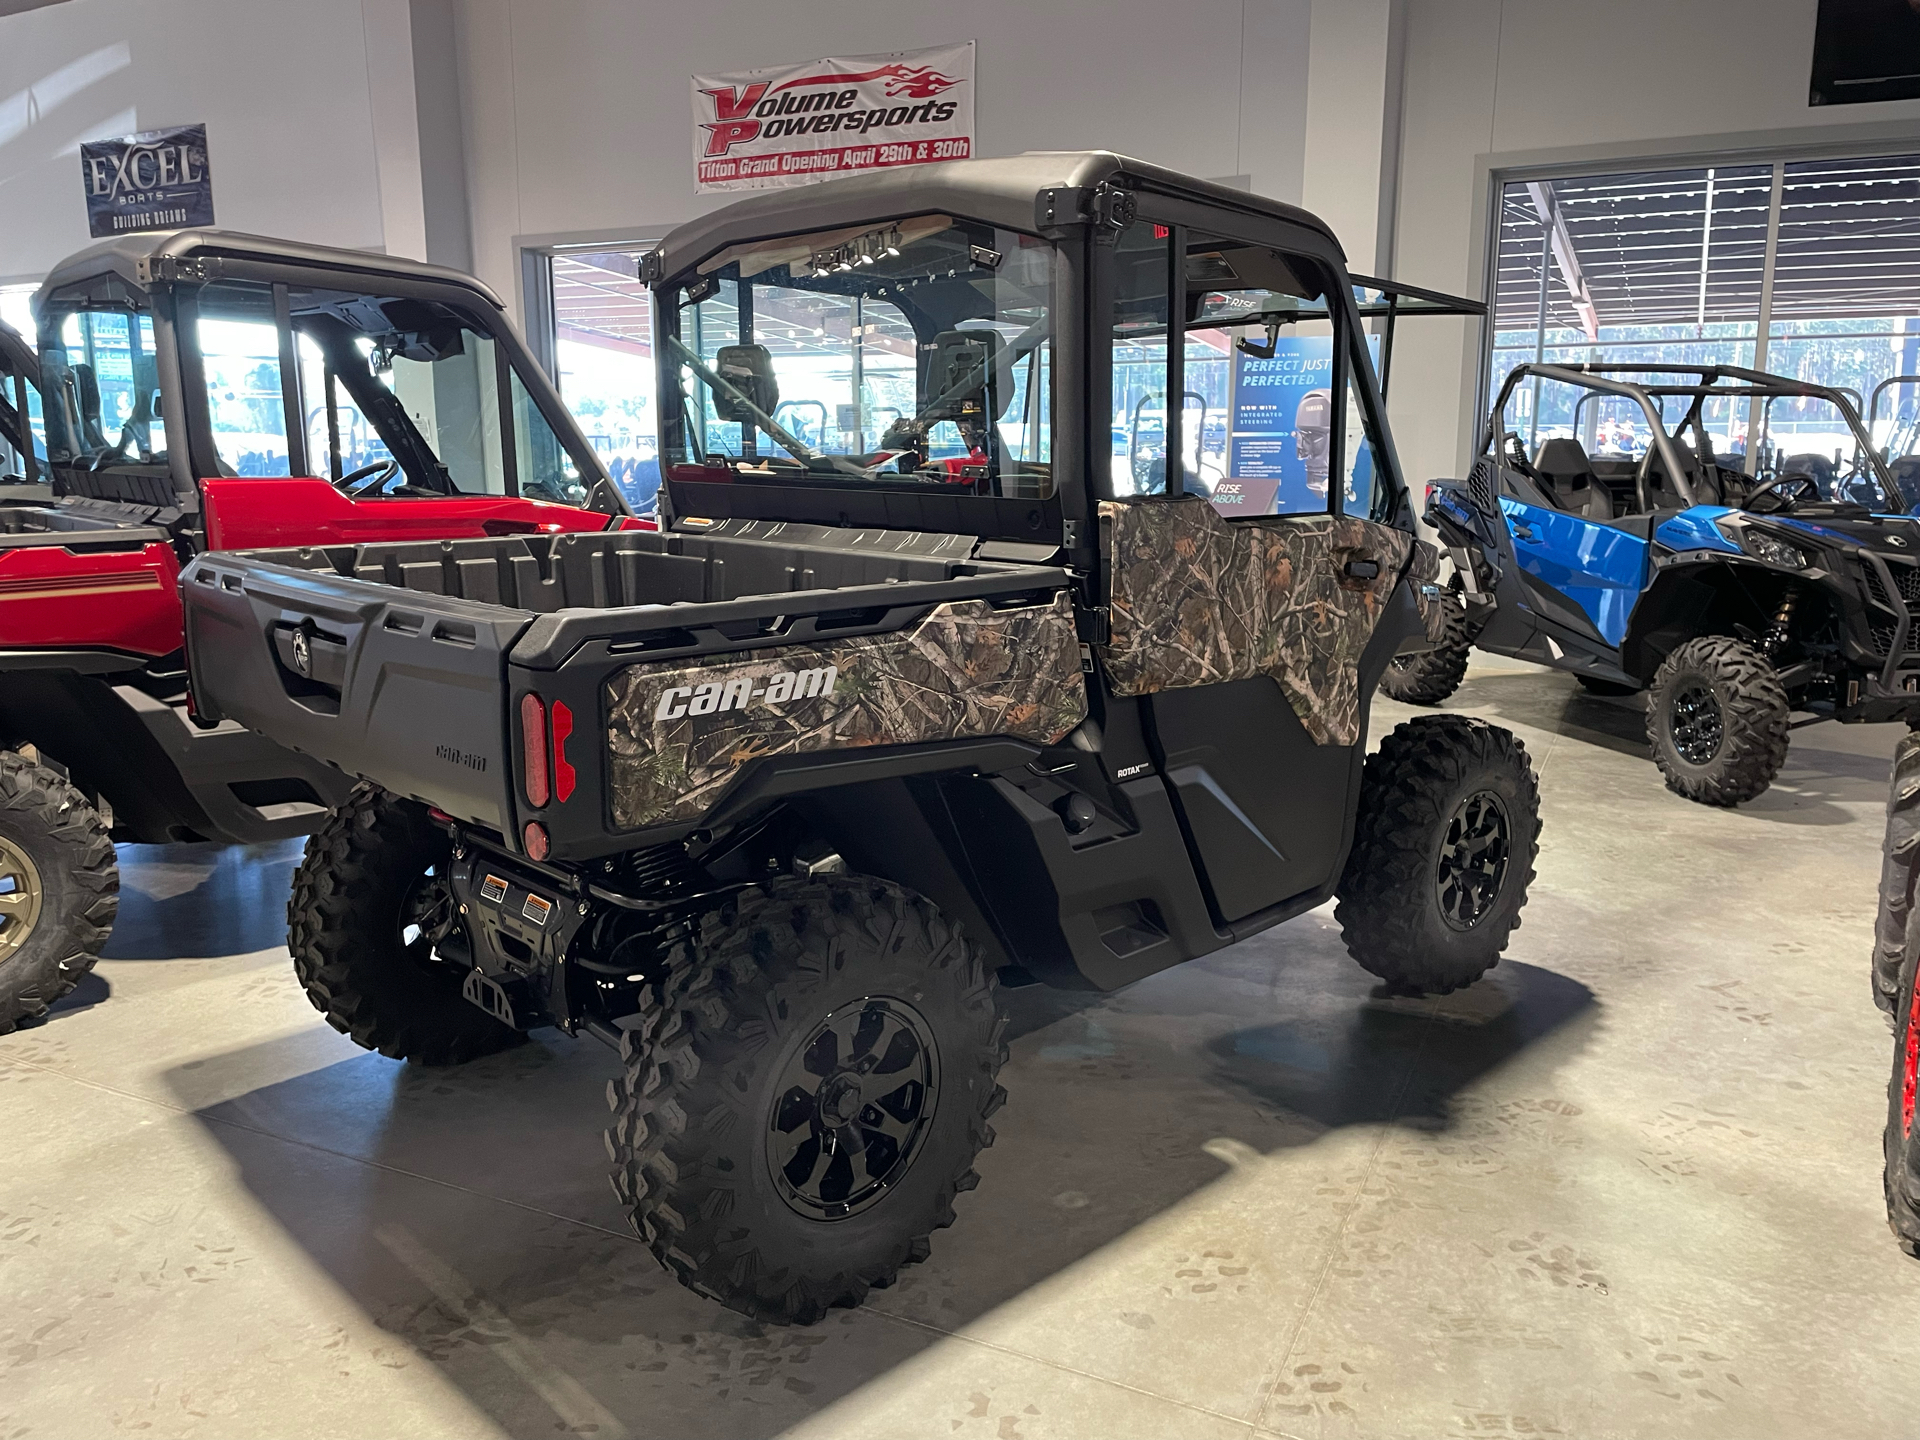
(1485, 362, 1898, 512)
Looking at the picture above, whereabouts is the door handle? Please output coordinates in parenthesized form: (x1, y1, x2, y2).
(1510, 522, 1538, 543)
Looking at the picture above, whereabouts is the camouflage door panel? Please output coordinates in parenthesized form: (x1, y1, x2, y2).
(1097, 497, 1413, 745)
(1408, 537, 1451, 642)
(604, 591, 1088, 829)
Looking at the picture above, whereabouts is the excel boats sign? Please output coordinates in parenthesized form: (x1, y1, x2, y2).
(692, 42, 973, 193)
(80, 124, 214, 238)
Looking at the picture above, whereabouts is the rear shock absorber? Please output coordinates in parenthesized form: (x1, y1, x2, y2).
(1764, 584, 1801, 660)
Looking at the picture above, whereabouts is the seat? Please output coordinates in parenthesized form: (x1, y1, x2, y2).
(1534, 437, 1613, 521)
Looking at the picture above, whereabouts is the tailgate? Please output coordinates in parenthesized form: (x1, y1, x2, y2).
(180, 553, 534, 832)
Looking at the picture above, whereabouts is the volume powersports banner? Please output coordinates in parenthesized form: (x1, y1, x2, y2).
(692, 42, 974, 193)
(80, 124, 213, 238)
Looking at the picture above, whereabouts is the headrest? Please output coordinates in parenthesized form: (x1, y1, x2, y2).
(1535, 437, 1593, 481)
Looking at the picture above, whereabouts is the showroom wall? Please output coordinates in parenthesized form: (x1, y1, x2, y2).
(0, 0, 427, 286)
(450, 0, 1314, 310)
(1383, 0, 1920, 487)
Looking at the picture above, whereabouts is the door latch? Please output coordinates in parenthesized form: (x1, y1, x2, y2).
(1343, 558, 1380, 580)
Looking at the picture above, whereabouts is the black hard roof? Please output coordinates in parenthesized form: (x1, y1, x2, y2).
(652, 151, 1343, 281)
(36, 228, 507, 315)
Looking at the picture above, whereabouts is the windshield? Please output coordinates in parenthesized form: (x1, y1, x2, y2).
(1754, 391, 1897, 510)
(663, 215, 1053, 499)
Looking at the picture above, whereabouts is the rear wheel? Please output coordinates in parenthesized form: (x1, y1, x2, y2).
(1379, 592, 1473, 705)
(1646, 637, 1789, 806)
(605, 875, 1007, 1324)
(287, 784, 521, 1064)
(1885, 942, 1920, 1260)
(0, 751, 116, 1034)
(1335, 715, 1540, 994)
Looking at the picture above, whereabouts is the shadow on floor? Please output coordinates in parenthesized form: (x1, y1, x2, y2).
(45, 970, 111, 1021)
(161, 917, 1597, 1439)
(103, 838, 305, 960)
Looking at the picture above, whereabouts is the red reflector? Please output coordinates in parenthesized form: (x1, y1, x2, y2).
(521, 692, 549, 808)
(523, 821, 549, 861)
(551, 700, 576, 803)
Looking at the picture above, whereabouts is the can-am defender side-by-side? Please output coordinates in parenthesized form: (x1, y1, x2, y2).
(0, 230, 639, 1033)
(1387, 362, 1919, 805)
(181, 154, 1540, 1324)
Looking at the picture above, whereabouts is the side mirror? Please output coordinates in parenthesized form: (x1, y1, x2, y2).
(711, 344, 778, 424)
(923, 330, 1006, 425)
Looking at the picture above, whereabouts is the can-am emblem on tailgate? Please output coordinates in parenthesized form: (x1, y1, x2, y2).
(289, 628, 311, 676)
(653, 666, 838, 721)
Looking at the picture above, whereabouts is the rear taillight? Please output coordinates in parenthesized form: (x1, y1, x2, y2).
(521, 693, 550, 807)
(523, 821, 550, 861)
(551, 700, 576, 803)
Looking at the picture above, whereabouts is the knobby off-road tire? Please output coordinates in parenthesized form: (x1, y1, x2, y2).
(1646, 636, 1790, 807)
(287, 783, 520, 1065)
(0, 751, 116, 1034)
(1873, 733, 1920, 1021)
(1335, 714, 1540, 995)
(1884, 942, 1920, 1259)
(606, 875, 1008, 1325)
(1378, 593, 1474, 706)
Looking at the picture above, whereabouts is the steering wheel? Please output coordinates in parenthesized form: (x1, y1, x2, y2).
(1744, 472, 1821, 515)
(336, 458, 400, 495)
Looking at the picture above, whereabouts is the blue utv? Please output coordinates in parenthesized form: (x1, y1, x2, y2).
(1389, 362, 1917, 806)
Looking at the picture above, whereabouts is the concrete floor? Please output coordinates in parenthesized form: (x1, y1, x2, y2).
(5, 654, 1919, 1439)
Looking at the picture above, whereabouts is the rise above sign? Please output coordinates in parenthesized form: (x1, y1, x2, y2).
(79, 124, 214, 238)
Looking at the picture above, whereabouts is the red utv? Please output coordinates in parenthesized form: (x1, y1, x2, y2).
(0, 231, 640, 1032)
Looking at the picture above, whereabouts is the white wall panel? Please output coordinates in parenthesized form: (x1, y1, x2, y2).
(452, 0, 1313, 312)
(0, 0, 400, 285)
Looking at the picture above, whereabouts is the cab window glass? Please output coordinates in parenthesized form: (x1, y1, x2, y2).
(1183, 230, 1348, 519)
(665, 215, 1054, 500)
(38, 277, 168, 481)
(512, 369, 588, 506)
(284, 283, 509, 497)
(197, 283, 289, 475)
(1340, 346, 1390, 520)
(1112, 220, 1173, 496)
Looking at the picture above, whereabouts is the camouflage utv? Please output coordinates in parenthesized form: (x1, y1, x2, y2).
(180, 153, 1540, 1324)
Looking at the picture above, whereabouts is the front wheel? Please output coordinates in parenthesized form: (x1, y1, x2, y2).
(1646, 637, 1790, 806)
(287, 784, 521, 1064)
(1334, 715, 1540, 994)
(605, 875, 1007, 1324)
(0, 751, 117, 1034)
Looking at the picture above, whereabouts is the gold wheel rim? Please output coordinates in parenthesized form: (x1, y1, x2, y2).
(0, 834, 44, 967)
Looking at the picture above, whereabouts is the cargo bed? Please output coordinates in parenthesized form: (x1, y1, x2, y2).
(181, 519, 1085, 858)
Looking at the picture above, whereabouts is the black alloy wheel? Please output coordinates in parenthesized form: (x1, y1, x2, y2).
(1668, 684, 1724, 766)
(767, 996, 940, 1220)
(1646, 637, 1790, 806)
(1435, 789, 1510, 931)
(606, 875, 1008, 1324)
(1335, 714, 1540, 995)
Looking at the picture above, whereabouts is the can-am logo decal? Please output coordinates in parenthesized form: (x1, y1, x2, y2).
(654, 666, 839, 721)
(691, 43, 973, 193)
